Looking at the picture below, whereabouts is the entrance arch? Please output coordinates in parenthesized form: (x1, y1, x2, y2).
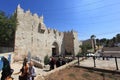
(52, 42, 59, 56)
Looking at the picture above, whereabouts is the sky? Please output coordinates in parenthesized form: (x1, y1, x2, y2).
(0, 0, 120, 40)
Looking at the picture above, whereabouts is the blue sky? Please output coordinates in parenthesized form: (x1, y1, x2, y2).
(0, 0, 120, 40)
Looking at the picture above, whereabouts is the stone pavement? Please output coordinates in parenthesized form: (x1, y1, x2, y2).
(78, 57, 120, 70)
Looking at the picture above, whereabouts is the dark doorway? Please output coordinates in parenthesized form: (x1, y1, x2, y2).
(52, 42, 59, 57)
(52, 48, 56, 56)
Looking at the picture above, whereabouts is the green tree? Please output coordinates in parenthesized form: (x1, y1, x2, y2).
(100, 38, 107, 46)
(44, 55, 50, 65)
(112, 37, 116, 43)
(79, 44, 92, 56)
(0, 11, 17, 47)
(95, 34, 120, 47)
(96, 39, 100, 46)
(116, 34, 120, 43)
(90, 35, 96, 39)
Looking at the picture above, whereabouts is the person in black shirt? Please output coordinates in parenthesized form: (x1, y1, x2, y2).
(1, 57, 13, 80)
(49, 57, 55, 70)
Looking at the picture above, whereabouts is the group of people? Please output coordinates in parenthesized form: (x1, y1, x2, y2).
(49, 57, 66, 70)
(1, 57, 36, 80)
(17, 57, 36, 80)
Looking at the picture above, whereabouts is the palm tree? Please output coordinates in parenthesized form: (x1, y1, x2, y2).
(90, 35, 96, 52)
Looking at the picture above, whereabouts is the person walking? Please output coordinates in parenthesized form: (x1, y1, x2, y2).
(28, 61, 36, 80)
(14, 57, 29, 80)
(1, 57, 14, 80)
(49, 57, 55, 70)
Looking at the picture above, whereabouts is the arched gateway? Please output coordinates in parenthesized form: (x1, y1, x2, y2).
(14, 5, 80, 63)
(52, 42, 59, 56)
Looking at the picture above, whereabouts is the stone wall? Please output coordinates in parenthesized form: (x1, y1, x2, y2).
(63, 31, 74, 55)
(73, 31, 80, 55)
(14, 5, 80, 62)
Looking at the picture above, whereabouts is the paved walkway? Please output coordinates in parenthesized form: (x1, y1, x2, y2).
(78, 57, 120, 70)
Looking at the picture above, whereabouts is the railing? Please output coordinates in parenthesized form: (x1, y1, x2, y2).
(77, 56, 120, 70)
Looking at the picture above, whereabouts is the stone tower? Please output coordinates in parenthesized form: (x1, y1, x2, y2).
(14, 5, 80, 62)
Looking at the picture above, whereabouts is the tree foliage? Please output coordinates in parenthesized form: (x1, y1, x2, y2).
(90, 35, 96, 39)
(96, 33, 120, 47)
(0, 11, 17, 47)
(79, 44, 92, 56)
(44, 55, 50, 65)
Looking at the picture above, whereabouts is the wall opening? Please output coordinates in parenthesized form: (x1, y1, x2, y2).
(52, 42, 59, 56)
(38, 23, 45, 33)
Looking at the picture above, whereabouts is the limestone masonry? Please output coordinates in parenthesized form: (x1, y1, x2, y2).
(14, 5, 80, 62)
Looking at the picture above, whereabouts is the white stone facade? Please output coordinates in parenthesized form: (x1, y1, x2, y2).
(14, 5, 80, 62)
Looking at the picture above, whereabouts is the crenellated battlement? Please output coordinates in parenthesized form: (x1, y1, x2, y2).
(64, 30, 78, 36)
(25, 9, 31, 14)
(33, 13, 39, 18)
(17, 4, 24, 14)
(16, 4, 44, 22)
(14, 4, 80, 62)
(16, 4, 47, 32)
(16, 4, 65, 37)
(46, 28, 64, 37)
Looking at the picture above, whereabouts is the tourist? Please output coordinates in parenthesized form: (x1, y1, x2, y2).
(56, 57, 66, 67)
(28, 61, 36, 80)
(49, 57, 55, 70)
(1, 57, 14, 80)
(14, 57, 29, 80)
(56, 58, 61, 67)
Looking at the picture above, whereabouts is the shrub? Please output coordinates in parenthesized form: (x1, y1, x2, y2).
(44, 55, 50, 65)
(76, 52, 84, 57)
